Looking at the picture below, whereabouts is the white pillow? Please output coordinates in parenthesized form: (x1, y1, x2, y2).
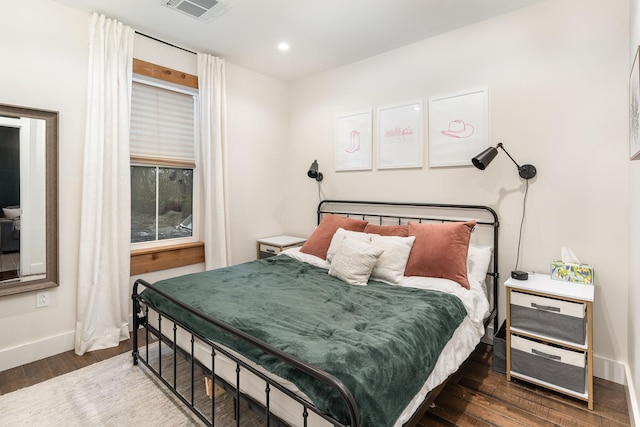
(328, 237, 384, 286)
(326, 227, 371, 262)
(467, 243, 493, 291)
(3, 207, 20, 220)
(369, 235, 415, 284)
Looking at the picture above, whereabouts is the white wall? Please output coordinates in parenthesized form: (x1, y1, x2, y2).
(286, 0, 630, 382)
(1, 2, 636, 419)
(0, 0, 88, 370)
(0, 0, 289, 371)
(629, 0, 640, 424)
(225, 63, 291, 262)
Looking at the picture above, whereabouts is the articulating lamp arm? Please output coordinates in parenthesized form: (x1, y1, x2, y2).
(497, 143, 537, 180)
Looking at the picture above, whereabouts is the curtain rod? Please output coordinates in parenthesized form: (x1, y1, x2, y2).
(135, 31, 197, 55)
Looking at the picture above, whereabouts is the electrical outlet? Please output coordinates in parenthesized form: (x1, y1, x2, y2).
(36, 291, 50, 308)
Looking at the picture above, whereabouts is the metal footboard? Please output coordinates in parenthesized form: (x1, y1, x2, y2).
(132, 278, 360, 427)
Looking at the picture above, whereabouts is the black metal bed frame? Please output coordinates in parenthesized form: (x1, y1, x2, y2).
(131, 200, 499, 427)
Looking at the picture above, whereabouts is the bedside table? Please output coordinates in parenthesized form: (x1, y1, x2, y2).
(256, 235, 307, 259)
(505, 274, 594, 409)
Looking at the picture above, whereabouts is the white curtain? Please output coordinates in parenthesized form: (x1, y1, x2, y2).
(197, 54, 230, 270)
(75, 13, 133, 355)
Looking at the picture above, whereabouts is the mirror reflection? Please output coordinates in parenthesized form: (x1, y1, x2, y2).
(0, 116, 46, 283)
(0, 104, 57, 295)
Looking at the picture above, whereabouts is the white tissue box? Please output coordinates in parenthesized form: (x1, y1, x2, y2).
(550, 261, 594, 285)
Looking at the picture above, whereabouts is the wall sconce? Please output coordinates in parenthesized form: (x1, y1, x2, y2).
(307, 160, 323, 182)
(473, 142, 536, 280)
(472, 142, 537, 179)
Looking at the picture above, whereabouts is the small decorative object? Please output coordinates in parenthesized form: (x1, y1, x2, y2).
(429, 87, 488, 167)
(376, 100, 423, 169)
(630, 46, 640, 160)
(335, 110, 373, 171)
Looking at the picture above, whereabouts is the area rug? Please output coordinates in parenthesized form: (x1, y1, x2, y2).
(0, 352, 266, 426)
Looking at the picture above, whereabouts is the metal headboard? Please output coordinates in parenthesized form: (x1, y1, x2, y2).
(317, 200, 500, 332)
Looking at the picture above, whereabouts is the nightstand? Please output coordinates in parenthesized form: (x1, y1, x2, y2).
(505, 274, 594, 409)
(256, 235, 307, 259)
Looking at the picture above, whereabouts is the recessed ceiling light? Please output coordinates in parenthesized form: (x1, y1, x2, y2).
(278, 42, 290, 52)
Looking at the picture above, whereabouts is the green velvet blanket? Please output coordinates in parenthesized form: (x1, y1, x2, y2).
(140, 256, 467, 426)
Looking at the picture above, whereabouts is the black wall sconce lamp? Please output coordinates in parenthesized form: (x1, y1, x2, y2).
(472, 142, 537, 179)
(307, 160, 323, 182)
(473, 142, 536, 280)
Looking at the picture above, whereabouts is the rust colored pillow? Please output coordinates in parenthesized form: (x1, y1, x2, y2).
(299, 214, 368, 260)
(404, 221, 477, 289)
(364, 224, 409, 237)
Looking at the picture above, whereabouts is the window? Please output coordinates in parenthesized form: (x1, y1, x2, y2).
(130, 165, 193, 243)
(130, 78, 198, 247)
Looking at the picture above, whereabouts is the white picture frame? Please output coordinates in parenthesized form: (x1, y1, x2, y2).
(376, 100, 423, 169)
(428, 87, 488, 167)
(630, 47, 640, 160)
(335, 110, 373, 171)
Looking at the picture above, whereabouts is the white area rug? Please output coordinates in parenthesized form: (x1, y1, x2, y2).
(0, 353, 205, 427)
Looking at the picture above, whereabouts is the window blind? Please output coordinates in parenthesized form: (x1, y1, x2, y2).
(130, 81, 195, 165)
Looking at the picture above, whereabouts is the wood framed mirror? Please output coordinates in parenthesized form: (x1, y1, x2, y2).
(0, 104, 58, 296)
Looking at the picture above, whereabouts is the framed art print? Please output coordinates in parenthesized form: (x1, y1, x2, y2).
(428, 87, 488, 167)
(630, 47, 640, 160)
(376, 100, 423, 169)
(335, 110, 372, 171)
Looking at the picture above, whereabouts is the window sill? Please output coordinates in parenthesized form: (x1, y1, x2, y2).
(130, 241, 205, 275)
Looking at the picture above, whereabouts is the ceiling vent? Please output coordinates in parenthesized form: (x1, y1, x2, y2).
(161, 0, 233, 23)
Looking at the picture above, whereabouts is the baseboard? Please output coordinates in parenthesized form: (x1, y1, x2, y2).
(0, 330, 75, 372)
(625, 364, 639, 427)
(593, 355, 627, 385)
(0, 315, 138, 373)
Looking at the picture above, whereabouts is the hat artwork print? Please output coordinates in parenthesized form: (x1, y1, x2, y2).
(441, 119, 475, 139)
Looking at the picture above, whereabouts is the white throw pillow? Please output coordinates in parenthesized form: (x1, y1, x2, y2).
(326, 227, 371, 262)
(369, 235, 416, 284)
(329, 237, 384, 286)
(2, 207, 20, 220)
(467, 243, 493, 292)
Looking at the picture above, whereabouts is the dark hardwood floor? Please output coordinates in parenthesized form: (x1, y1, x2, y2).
(0, 340, 631, 426)
(0, 336, 137, 396)
(421, 344, 631, 427)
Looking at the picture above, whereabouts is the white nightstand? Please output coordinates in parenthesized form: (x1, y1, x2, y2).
(256, 235, 307, 259)
(505, 274, 595, 409)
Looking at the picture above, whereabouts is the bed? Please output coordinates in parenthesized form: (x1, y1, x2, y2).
(0, 206, 20, 253)
(132, 200, 499, 426)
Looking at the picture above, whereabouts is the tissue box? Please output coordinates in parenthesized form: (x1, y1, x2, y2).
(550, 261, 594, 285)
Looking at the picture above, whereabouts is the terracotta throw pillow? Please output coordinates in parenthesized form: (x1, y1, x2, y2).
(300, 214, 368, 260)
(363, 224, 409, 237)
(404, 221, 477, 289)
